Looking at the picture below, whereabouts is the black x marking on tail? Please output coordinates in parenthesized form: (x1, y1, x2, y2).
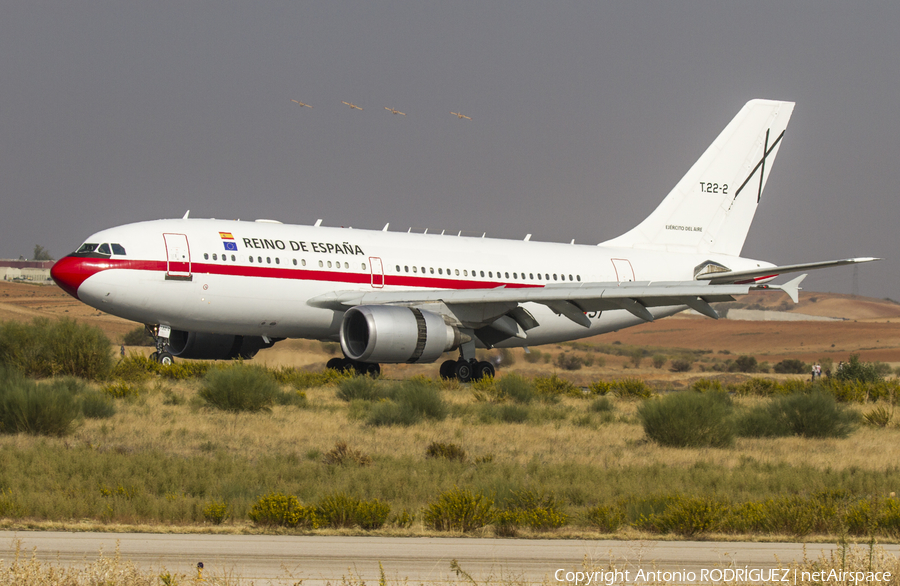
(733, 128, 785, 203)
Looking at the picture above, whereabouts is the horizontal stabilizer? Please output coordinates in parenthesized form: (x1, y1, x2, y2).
(697, 257, 880, 284)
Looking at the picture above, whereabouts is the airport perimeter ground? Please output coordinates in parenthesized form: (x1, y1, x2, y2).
(4, 280, 900, 584)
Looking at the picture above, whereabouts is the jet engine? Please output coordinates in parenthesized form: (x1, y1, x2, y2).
(167, 330, 275, 360)
(340, 305, 461, 363)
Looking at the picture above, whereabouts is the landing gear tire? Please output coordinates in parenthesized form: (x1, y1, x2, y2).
(149, 352, 159, 362)
(326, 357, 344, 371)
(439, 360, 457, 380)
(474, 361, 495, 380)
(157, 352, 175, 366)
(362, 362, 381, 377)
(454, 360, 473, 383)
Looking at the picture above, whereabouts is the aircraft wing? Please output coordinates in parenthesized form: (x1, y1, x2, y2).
(697, 257, 880, 285)
(308, 280, 755, 329)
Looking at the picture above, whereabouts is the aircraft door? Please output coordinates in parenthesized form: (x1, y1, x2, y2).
(611, 258, 635, 282)
(163, 233, 192, 280)
(369, 257, 384, 288)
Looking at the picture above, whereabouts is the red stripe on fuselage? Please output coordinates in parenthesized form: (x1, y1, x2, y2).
(51, 255, 543, 298)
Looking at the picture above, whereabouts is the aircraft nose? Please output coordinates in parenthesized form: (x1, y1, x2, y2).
(51, 255, 100, 299)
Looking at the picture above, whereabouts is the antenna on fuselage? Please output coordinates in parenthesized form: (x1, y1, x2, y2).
(314, 219, 323, 227)
(382, 223, 390, 231)
(182, 210, 190, 219)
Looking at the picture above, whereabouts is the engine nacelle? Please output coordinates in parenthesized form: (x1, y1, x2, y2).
(340, 305, 461, 364)
(167, 330, 275, 360)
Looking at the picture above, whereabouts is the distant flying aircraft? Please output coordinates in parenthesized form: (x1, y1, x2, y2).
(51, 100, 878, 381)
(291, 99, 313, 108)
(450, 111, 471, 120)
(342, 101, 363, 110)
(385, 107, 406, 115)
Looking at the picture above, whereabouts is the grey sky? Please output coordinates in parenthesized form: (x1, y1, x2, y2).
(1, 1, 897, 298)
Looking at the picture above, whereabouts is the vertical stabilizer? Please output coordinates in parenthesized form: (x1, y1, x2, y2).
(601, 99, 794, 256)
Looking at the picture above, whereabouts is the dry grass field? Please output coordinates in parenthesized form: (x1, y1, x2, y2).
(4, 280, 900, 541)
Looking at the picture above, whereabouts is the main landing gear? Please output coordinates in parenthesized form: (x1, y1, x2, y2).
(326, 357, 382, 377)
(439, 358, 494, 383)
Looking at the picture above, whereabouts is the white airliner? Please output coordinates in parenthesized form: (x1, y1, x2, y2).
(51, 100, 877, 381)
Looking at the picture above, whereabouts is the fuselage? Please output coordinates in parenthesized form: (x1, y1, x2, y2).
(51, 217, 773, 348)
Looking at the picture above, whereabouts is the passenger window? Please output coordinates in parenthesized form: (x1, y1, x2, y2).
(430, 268, 434, 274)
(301, 259, 306, 266)
(545, 274, 550, 280)
(344, 262, 349, 269)
(231, 255, 236, 261)
(249, 256, 254, 263)
(405, 266, 409, 272)
(327, 261, 332, 268)
(455, 269, 460, 276)
(212, 254, 217, 261)
(438, 268, 442, 275)
(97, 243, 111, 255)
(362, 263, 367, 270)
(421, 267, 425, 274)
(505, 272, 509, 279)
(413, 266, 417, 273)
(553, 274, 557, 281)
(318, 260, 324, 267)
(276, 257, 280, 265)
(293, 259, 298, 266)
(267, 257, 271, 264)
(480, 271, 485, 277)
(529, 273, 534, 279)
(258, 256, 262, 263)
(537, 274, 542, 280)
(569, 275, 573, 281)
(396, 265, 401, 272)
(513, 273, 517, 279)
(577, 275, 581, 281)
(488, 271, 493, 278)
(463, 270, 468, 276)
(204, 253, 209, 260)
(111, 244, 126, 255)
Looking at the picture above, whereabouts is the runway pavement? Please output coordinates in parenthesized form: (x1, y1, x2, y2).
(1, 531, 897, 585)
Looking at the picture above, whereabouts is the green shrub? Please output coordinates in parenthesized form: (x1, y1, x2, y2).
(729, 355, 759, 373)
(836, 354, 884, 383)
(391, 377, 447, 421)
(773, 359, 806, 374)
(424, 487, 494, 532)
(366, 401, 421, 426)
(691, 379, 723, 393)
(523, 349, 543, 363)
(0, 318, 112, 380)
(733, 377, 780, 397)
(103, 380, 142, 399)
(844, 499, 879, 536)
(202, 500, 229, 525)
(554, 352, 583, 371)
(653, 494, 726, 536)
(776, 391, 857, 438)
(534, 374, 579, 399)
(501, 490, 568, 532)
(248, 492, 319, 528)
(426, 441, 467, 462)
(79, 390, 117, 419)
(863, 406, 893, 427)
(111, 354, 156, 382)
(637, 391, 734, 448)
(587, 380, 611, 395)
(336, 375, 384, 402)
(652, 354, 667, 369)
(495, 373, 535, 404)
(356, 498, 391, 530)
(670, 358, 692, 372)
(0, 370, 82, 436)
(317, 493, 362, 528)
(122, 326, 155, 346)
(589, 397, 613, 413)
(612, 378, 652, 399)
(199, 364, 279, 413)
(585, 504, 624, 533)
(322, 441, 372, 466)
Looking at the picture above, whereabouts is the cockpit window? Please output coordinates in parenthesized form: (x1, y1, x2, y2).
(111, 243, 126, 255)
(97, 243, 111, 255)
(76, 243, 98, 254)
